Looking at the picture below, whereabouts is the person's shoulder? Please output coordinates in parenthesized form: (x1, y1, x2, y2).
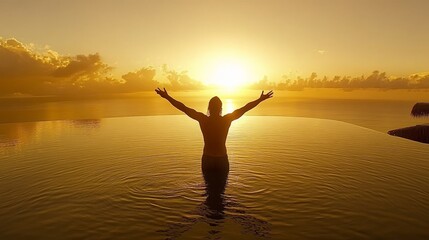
(197, 113, 209, 121)
(221, 114, 234, 122)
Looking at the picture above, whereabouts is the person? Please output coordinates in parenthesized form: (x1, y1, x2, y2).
(155, 88, 273, 176)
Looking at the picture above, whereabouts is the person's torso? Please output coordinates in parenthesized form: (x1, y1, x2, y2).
(199, 116, 231, 156)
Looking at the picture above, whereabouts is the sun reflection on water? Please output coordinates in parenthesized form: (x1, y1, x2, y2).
(224, 99, 236, 114)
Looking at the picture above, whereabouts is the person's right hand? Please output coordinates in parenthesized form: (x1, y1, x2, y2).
(155, 87, 169, 98)
(259, 90, 273, 101)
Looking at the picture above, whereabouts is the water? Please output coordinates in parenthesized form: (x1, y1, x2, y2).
(1, 89, 428, 133)
(1, 115, 429, 239)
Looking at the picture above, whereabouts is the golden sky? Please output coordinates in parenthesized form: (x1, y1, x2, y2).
(1, 0, 429, 85)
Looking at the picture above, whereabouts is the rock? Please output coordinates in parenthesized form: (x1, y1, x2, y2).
(388, 125, 429, 144)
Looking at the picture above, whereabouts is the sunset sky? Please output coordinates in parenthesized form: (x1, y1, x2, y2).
(1, 0, 429, 86)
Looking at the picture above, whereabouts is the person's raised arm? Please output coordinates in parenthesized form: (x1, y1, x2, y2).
(225, 90, 273, 121)
(155, 87, 205, 121)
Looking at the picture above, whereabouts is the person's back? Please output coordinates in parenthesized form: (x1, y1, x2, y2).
(199, 115, 231, 156)
(155, 88, 273, 175)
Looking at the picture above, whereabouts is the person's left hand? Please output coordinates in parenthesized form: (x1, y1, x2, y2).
(155, 87, 169, 98)
(259, 90, 273, 101)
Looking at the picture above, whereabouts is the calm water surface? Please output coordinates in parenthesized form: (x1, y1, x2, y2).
(1, 89, 429, 133)
(1, 116, 428, 239)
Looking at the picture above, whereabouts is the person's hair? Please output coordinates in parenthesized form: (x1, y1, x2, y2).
(207, 96, 222, 116)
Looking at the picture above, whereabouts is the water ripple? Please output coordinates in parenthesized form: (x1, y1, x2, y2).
(1, 116, 429, 239)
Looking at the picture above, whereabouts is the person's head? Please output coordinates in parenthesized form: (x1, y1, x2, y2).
(207, 96, 222, 116)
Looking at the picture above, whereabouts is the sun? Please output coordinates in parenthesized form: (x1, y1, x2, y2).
(205, 59, 251, 90)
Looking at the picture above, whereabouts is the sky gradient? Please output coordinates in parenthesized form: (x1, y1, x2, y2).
(1, 0, 429, 83)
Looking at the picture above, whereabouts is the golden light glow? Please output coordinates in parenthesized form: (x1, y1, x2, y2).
(204, 58, 252, 90)
(223, 99, 236, 114)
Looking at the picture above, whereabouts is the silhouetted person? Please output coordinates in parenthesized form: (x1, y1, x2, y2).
(155, 88, 273, 177)
(156, 89, 273, 238)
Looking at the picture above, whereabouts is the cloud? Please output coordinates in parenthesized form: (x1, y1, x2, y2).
(121, 67, 158, 91)
(251, 70, 429, 90)
(0, 38, 119, 95)
(0, 38, 53, 78)
(162, 64, 204, 90)
(2, 37, 428, 96)
(52, 54, 110, 78)
(0, 37, 207, 96)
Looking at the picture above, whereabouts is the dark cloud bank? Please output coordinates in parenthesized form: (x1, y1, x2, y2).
(1, 37, 428, 97)
(0, 38, 201, 96)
